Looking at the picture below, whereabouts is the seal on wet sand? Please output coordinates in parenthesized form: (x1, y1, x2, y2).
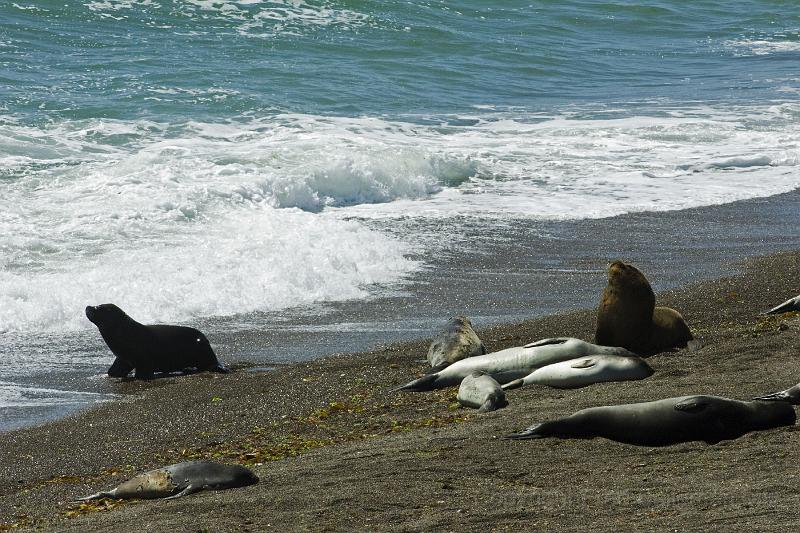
(595, 260, 692, 355)
(394, 337, 635, 392)
(85, 303, 228, 379)
(76, 460, 258, 500)
(457, 371, 508, 413)
(427, 315, 486, 370)
(504, 395, 796, 446)
(501, 354, 654, 391)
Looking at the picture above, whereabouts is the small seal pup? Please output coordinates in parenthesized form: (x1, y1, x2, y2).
(763, 294, 800, 315)
(427, 316, 486, 370)
(394, 337, 635, 392)
(501, 354, 654, 391)
(457, 371, 508, 413)
(504, 395, 795, 446)
(753, 383, 800, 404)
(86, 303, 228, 379)
(76, 461, 258, 500)
(595, 260, 692, 355)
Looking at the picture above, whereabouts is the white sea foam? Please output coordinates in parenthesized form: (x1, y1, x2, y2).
(0, 104, 798, 332)
(724, 39, 800, 56)
(82, 0, 375, 37)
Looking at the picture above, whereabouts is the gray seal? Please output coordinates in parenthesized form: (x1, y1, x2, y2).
(502, 354, 654, 391)
(457, 371, 508, 413)
(76, 461, 258, 500)
(763, 294, 800, 315)
(394, 337, 634, 392)
(504, 395, 796, 446)
(427, 315, 486, 370)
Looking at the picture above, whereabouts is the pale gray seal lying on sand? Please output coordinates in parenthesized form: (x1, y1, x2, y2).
(76, 461, 258, 500)
(501, 354, 654, 391)
(763, 294, 800, 315)
(86, 303, 228, 379)
(457, 371, 508, 413)
(504, 395, 795, 446)
(753, 383, 800, 404)
(395, 337, 634, 392)
(427, 315, 486, 370)
(595, 260, 692, 356)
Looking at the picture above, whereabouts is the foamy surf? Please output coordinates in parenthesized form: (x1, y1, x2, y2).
(1, 104, 799, 332)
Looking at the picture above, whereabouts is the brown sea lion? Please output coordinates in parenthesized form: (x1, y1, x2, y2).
(595, 260, 692, 356)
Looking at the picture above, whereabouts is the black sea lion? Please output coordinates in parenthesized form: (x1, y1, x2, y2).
(85, 303, 228, 379)
(76, 461, 258, 500)
(427, 315, 486, 370)
(595, 260, 692, 356)
(504, 395, 795, 446)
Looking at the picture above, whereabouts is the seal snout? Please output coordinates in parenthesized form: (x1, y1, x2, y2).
(85, 305, 98, 322)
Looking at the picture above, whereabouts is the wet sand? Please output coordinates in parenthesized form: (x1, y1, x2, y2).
(1, 250, 800, 531)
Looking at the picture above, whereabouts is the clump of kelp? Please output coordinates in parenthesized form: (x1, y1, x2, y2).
(157, 387, 471, 466)
(50, 384, 470, 523)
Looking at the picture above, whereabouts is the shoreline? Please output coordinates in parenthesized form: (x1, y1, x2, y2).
(4, 189, 800, 434)
(2, 249, 800, 531)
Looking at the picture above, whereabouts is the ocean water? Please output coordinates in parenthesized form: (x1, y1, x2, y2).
(1, 0, 799, 430)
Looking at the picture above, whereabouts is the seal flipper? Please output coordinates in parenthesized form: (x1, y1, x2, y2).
(763, 296, 800, 315)
(753, 384, 800, 405)
(208, 364, 229, 374)
(427, 362, 450, 374)
(673, 397, 710, 412)
(164, 484, 201, 499)
(107, 358, 134, 378)
(753, 391, 793, 403)
(392, 373, 439, 392)
(74, 490, 117, 502)
(477, 400, 498, 413)
(570, 358, 597, 369)
(523, 337, 570, 349)
(503, 422, 546, 440)
(501, 378, 525, 391)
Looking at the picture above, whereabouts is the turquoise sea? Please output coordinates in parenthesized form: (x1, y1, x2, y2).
(1, 1, 799, 429)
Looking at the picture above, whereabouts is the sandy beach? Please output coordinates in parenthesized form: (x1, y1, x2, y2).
(1, 249, 799, 532)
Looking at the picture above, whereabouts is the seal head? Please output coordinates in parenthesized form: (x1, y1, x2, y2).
(426, 315, 486, 370)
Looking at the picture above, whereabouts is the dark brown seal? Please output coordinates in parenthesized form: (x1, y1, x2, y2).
(595, 260, 692, 356)
(85, 303, 228, 379)
(504, 395, 796, 446)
